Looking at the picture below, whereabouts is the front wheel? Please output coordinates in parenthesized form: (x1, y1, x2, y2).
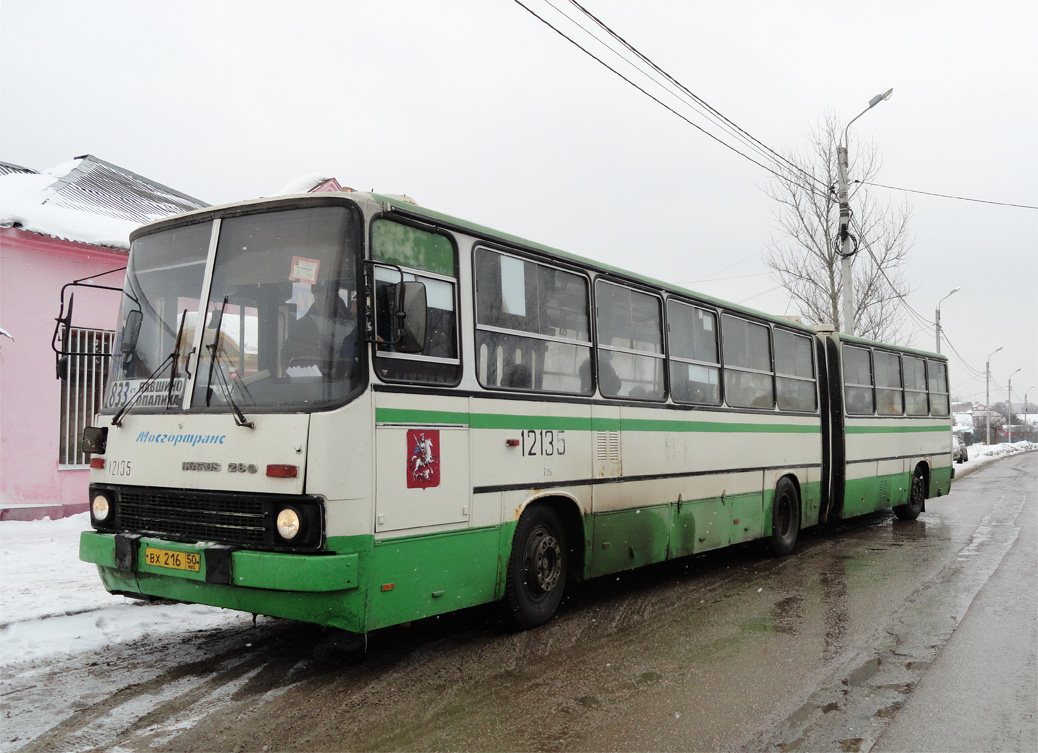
(894, 469, 926, 520)
(767, 478, 800, 556)
(503, 506, 567, 629)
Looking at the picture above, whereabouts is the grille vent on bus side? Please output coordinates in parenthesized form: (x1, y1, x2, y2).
(595, 430, 621, 462)
(117, 489, 267, 545)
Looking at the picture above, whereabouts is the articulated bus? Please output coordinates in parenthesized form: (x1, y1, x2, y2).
(70, 191, 953, 632)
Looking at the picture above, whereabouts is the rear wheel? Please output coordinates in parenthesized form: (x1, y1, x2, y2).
(768, 478, 800, 556)
(503, 506, 567, 629)
(894, 468, 926, 520)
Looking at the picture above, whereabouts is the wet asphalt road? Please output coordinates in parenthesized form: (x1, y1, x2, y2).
(5, 452, 1035, 753)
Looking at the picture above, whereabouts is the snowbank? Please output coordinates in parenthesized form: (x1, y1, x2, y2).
(954, 440, 1037, 477)
(0, 513, 246, 664)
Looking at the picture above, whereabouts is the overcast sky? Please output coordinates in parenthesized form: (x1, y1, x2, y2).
(2, 0, 1035, 408)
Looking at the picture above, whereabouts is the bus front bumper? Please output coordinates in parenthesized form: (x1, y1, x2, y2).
(80, 531, 364, 630)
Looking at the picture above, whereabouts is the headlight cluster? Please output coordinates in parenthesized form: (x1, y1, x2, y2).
(91, 493, 111, 522)
(276, 507, 301, 540)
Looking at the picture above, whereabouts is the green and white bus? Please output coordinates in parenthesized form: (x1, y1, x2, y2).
(73, 191, 953, 632)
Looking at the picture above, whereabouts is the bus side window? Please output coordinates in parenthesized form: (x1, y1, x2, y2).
(595, 281, 665, 400)
(928, 360, 950, 416)
(721, 314, 774, 409)
(875, 350, 904, 415)
(843, 345, 875, 415)
(474, 248, 593, 395)
(667, 300, 721, 405)
(371, 219, 460, 385)
(774, 329, 816, 411)
(903, 356, 929, 415)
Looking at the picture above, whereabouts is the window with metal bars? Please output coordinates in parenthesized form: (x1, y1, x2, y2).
(59, 327, 114, 467)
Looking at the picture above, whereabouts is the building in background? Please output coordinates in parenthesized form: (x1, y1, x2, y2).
(0, 156, 207, 520)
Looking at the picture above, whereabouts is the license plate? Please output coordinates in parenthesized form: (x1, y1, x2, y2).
(144, 547, 201, 573)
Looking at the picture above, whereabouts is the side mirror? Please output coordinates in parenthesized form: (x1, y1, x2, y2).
(55, 293, 74, 380)
(394, 281, 427, 353)
(121, 309, 143, 353)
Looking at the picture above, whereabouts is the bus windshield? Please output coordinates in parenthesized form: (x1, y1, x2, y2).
(103, 204, 363, 414)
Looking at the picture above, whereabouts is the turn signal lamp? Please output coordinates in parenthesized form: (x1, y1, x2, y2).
(267, 464, 298, 478)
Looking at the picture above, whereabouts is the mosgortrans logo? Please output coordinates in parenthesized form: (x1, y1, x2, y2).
(135, 431, 227, 446)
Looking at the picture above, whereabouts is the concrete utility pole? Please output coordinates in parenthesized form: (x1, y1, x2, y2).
(837, 88, 893, 336)
(985, 346, 1002, 444)
(935, 286, 961, 354)
(1007, 368, 1021, 443)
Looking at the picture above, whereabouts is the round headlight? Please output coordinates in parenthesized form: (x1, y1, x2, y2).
(277, 508, 301, 540)
(91, 494, 111, 522)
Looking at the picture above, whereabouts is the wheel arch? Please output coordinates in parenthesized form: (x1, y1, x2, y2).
(914, 460, 931, 510)
(767, 474, 803, 556)
(509, 493, 587, 587)
(773, 473, 804, 529)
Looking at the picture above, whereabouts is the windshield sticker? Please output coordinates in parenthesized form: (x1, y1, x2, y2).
(407, 429, 440, 489)
(106, 378, 185, 409)
(290, 256, 320, 284)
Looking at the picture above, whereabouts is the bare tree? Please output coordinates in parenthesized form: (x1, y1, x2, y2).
(763, 114, 914, 343)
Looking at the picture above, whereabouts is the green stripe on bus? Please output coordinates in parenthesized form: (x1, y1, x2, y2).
(846, 425, 949, 434)
(619, 418, 819, 434)
(376, 408, 470, 425)
(377, 408, 819, 434)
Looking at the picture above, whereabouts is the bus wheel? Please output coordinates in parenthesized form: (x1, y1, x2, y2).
(503, 506, 567, 629)
(894, 469, 926, 520)
(768, 478, 800, 556)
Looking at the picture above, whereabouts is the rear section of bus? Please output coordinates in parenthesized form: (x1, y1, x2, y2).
(819, 330, 953, 521)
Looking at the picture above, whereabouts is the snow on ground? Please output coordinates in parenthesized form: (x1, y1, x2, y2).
(1, 442, 1034, 668)
(0, 513, 247, 666)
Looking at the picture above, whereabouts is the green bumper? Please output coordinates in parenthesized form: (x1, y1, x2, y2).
(80, 531, 364, 630)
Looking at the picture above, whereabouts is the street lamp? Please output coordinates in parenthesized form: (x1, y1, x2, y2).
(985, 346, 1002, 445)
(1007, 368, 1021, 443)
(837, 87, 894, 336)
(935, 286, 961, 354)
(1025, 386, 1036, 441)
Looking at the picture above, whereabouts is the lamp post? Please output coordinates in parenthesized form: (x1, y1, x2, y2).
(837, 87, 894, 335)
(935, 286, 961, 354)
(1007, 368, 1021, 443)
(985, 346, 1002, 445)
(1025, 386, 1036, 442)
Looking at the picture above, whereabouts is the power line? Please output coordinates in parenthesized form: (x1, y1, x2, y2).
(561, 0, 828, 193)
(539, 0, 785, 176)
(510, 0, 825, 191)
(850, 218, 935, 343)
(861, 181, 1038, 210)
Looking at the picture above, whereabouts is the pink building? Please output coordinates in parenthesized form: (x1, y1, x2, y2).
(0, 156, 207, 520)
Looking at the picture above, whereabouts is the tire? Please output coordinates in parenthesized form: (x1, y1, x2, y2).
(767, 478, 800, 556)
(894, 468, 926, 520)
(503, 506, 567, 629)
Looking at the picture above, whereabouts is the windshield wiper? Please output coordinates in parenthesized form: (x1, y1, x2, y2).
(111, 310, 188, 428)
(166, 309, 188, 410)
(204, 296, 255, 429)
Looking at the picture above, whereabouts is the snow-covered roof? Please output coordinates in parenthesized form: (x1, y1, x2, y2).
(0, 161, 36, 178)
(0, 155, 208, 250)
(271, 174, 348, 195)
